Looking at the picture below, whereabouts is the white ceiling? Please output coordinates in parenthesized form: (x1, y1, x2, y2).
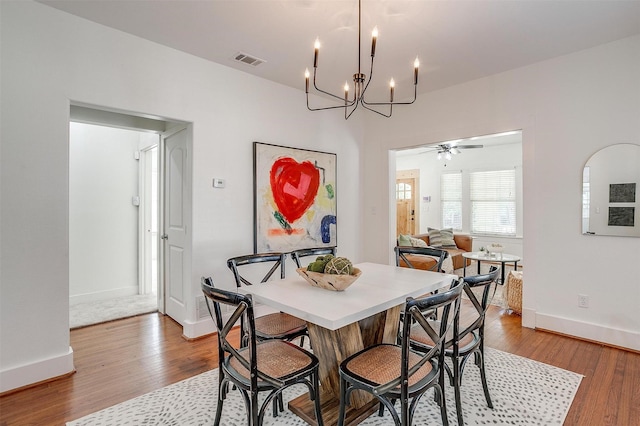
(394, 130, 522, 157)
(39, 0, 640, 102)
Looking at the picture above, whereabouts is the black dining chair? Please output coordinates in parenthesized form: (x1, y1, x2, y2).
(290, 247, 337, 268)
(337, 278, 464, 426)
(395, 246, 448, 273)
(226, 253, 308, 348)
(395, 245, 449, 324)
(201, 277, 324, 426)
(409, 266, 501, 425)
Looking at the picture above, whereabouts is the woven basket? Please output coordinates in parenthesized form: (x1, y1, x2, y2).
(506, 270, 523, 314)
(296, 267, 362, 292)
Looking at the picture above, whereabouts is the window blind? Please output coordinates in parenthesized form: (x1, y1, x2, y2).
(441, 172, 462, 230)
(470, 169, 516, 235)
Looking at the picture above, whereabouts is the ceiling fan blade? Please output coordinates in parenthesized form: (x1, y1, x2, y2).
(457, 144, 484, 149)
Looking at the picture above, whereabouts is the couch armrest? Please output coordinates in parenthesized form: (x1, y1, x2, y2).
(453, 234, 473, 252)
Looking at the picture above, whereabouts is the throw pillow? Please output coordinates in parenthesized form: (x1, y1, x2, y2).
(398, 234, 412, 247)
(409, 237, 428, 248)
(427, 227, 457, 248)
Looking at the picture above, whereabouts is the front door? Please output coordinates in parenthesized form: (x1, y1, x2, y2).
(161, 126, 191, 325)
(396, 170, 419, 236)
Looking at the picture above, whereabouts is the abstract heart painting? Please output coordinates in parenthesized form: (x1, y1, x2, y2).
(254, 142, 337, 252)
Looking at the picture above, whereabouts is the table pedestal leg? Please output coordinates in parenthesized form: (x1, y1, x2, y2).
(288, 305, 402, 426)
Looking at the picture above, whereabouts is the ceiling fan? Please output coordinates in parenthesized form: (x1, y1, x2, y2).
(435, 141, 483, 160)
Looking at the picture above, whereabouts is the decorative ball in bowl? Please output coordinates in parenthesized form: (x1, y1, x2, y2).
(296, 267, 362, 292)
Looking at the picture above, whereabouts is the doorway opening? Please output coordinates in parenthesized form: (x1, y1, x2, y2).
(394, 131, 524, 261)
(68, 105, 189, 328)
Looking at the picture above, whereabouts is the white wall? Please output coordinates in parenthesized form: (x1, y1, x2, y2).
(0, 1, 362, 392)
(362, 35, 640, 351)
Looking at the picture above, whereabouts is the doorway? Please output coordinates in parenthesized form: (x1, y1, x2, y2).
(394, 130, 524, 255)
(69, 122, 159, 327)
(68, 105, 191, 328)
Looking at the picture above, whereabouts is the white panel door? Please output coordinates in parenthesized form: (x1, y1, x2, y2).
(162, 126, 191, 325)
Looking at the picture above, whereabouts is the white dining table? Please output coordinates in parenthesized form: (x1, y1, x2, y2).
(242, 262, 457, 426)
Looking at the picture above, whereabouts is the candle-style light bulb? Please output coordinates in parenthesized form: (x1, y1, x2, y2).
(344, 82, 349, 102)
(389, 78, 395, 102)
(305, 69, 310, 93)
(414, 57, 420, 84)
(313, 38, 320, 68)
(371, 27, 378, 57)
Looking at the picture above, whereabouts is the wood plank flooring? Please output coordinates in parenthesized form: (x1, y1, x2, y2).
(1, 305, 639, 425)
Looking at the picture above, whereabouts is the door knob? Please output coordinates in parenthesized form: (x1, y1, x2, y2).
(160, 234, 168, 240)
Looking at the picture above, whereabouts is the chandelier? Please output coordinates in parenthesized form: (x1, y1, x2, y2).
(305, 0, 419, 119)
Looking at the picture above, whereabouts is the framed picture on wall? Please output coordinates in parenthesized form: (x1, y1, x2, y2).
(253, 142, 337, 253)
(609, 182, 636, 203)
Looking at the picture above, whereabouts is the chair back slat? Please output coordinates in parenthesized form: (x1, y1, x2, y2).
(290, 247, 337, 268)
(394, 246, 448, 272)
(459, 266, 500, 339)
(227, 252, 286, 288)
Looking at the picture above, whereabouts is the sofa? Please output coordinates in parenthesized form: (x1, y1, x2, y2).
(398, 233, 473, 272)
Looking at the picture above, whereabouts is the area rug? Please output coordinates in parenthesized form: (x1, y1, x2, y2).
(70, 293, 158, 329)
(67, 347, 582, 425)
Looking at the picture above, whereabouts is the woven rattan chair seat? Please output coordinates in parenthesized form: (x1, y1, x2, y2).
(229, 340, 314, 380)
(254, 312, 306, 338)
(344, 344, 433, 388)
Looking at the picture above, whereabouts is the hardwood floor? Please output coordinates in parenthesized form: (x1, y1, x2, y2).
(1, 306, 639, 425)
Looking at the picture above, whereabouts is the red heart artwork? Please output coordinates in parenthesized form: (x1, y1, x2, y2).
(270, 157, 320, 224)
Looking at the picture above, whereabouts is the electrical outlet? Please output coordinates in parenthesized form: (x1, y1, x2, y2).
(578, 294, 589, 308)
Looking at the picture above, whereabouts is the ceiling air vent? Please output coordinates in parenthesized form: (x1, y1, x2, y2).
(233, 52, 265, 67)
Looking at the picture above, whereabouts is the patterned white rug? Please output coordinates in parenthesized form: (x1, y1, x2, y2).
(70, 293, 158, 329)
(67, 347, 582, 425)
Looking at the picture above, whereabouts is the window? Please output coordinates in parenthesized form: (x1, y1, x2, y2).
(470, 169, 516, 236)
(441, 172, 462, 230)
(396, 182, 412, 200)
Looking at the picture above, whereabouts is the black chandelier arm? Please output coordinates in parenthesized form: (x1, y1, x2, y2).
(361, 84, 417, 106)
(359, 55, 418, 107)
(312, 69, 352, 103)
(360, 102, 393, 118)
(344, 102, 360, 120)
(358, 56, 376, 104)
(306, 93, 356, 112)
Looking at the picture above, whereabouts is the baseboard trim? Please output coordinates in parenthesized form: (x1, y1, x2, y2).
(182, 318, 216, 340)
(0, 346, 75, 394)
(535, 312, 640, 352)
(70, 286, 138, 305)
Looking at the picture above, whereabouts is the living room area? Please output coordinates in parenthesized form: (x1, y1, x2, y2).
(395, 130, 523, 277)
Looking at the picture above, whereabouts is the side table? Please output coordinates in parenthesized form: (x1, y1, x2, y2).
(462, 251, 521, 285)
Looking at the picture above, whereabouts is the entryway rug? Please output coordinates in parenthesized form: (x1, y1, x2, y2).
(70, 293, 158, 329)
(67, 347, 582, 425)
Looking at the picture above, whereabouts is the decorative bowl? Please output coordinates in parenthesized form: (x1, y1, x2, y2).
(296, 267, 362, 292)
(486, 244, 504, 254)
